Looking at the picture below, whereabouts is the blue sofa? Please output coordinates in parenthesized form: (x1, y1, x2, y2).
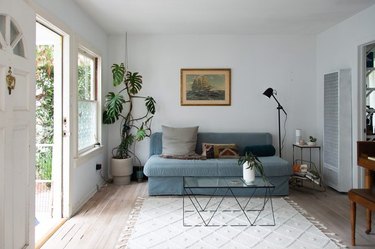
(143, 132, 292, 196)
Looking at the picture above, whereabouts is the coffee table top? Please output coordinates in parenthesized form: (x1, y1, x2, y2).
(183, 176, 274, 189)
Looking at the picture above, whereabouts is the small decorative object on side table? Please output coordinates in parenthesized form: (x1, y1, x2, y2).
(307, 136, 317, 146)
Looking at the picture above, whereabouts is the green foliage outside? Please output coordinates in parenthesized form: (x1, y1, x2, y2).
(35, 48, 92, 180)
(36, 147, 52, 180)
(35, 45, 54, 181)
(78, 54, 92, 100)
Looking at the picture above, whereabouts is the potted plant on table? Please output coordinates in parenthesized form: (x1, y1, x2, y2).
(307, 136, 317, 146)
(103, 63, 156, 185)
(238, 152, 265, 183)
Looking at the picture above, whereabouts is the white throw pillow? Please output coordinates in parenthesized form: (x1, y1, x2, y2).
(162, 126, 199, 156)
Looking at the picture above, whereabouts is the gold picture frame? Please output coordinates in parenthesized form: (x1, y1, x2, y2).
(180, 68, 231, 106)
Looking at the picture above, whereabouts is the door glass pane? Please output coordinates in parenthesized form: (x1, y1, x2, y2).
(10, 21, 19, 45)
(0, 15, 25, 57)
(0, 15, 5, 49)
(13, 39, 24, 57)
(10, 21, 25, 57)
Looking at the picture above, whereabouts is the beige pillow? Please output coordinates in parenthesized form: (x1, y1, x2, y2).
(162, 126, 199, 156)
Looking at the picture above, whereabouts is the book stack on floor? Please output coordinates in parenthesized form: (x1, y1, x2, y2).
(292, 163, 321, 187)
(305, 171, 320, 185)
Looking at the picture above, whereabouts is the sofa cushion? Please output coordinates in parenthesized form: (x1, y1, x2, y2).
(144, 155, 219, 176)
(162, 126, 198, 156)
(244, 145, 276, 157)
(217, 156, 291, 177)
(149, 132, 273, 156)
(202, 143, 239, 159)
(144, 155, 292, 177)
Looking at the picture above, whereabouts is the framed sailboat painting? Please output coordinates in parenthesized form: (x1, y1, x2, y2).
(180, 68, 231, 106)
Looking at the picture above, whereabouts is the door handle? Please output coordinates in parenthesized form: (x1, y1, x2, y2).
(6, 66, 16, 95)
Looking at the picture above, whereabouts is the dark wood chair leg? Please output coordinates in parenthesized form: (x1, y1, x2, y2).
(351, 200, 356, 246)
(366, 209, 372, 234)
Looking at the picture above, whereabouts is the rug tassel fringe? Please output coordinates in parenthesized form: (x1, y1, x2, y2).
(115, 196, 145, 249)
(283, 197, 348, 248)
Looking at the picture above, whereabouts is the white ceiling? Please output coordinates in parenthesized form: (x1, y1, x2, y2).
(74, 0, 375, 35)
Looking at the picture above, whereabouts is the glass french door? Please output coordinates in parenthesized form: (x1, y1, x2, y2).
(35, 21, 64, 244)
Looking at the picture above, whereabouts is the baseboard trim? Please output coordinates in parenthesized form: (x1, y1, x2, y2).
(72, 180, 105, 215)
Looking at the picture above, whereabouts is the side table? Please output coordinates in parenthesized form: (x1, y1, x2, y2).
(291, 144, 325, 190)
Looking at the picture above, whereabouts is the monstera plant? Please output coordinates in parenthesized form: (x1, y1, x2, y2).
(103, 63, 156, 184)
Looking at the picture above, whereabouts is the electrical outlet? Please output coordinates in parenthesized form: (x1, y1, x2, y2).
(96, 163, 102, 170)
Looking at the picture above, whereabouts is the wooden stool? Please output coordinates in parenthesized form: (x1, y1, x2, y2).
(348, 188, 375, 246)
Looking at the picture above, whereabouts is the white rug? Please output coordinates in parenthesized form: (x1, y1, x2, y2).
(116, 197, 346, 249)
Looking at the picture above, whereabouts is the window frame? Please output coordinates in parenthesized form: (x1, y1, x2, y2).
(77, 46, 102, 154)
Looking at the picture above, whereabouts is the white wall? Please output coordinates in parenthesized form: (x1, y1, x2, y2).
(108, 34, 317, 165)
(316, 4, 375, 188)
(32, 0, 109, 214)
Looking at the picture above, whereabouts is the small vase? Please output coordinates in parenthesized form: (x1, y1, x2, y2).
(243, 162, 255, 183)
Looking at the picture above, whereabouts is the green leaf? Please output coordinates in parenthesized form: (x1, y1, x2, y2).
(145, 96, 156, 114)
(126, 71, 142, 94)
(136, 125, 147, 141)
(238, 152, 265, 178)
(103, 110, 116, 124)
(103, 92, 125, 124)
(111, 63, 125, 87)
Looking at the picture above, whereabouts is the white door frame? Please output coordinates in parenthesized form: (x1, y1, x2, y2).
(357, 41, 375, 188)
(35, 12, 72, 218)
(36, 20, 64, 219)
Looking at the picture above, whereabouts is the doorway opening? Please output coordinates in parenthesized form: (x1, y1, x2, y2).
(357, 41, 375, 188)
(365, 44, 375, 140)
(35, 21, 64, 245)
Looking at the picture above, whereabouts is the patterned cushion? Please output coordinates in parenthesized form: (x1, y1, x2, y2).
(202, 143, 239, 159)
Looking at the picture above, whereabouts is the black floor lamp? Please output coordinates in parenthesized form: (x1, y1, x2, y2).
(263, 87, 287, 157)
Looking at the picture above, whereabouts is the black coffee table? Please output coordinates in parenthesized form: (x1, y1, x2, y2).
(183, 176, 275, 227)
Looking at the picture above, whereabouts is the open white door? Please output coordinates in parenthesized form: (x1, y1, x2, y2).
(0, 0, 36, 248)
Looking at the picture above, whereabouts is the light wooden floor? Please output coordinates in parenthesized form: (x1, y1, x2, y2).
(42, 182, 148, 249)
(289, 185, 375, 249)
(42, 182, 375, 249)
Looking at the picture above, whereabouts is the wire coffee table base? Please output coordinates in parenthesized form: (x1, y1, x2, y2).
(183, 185, 275, 227)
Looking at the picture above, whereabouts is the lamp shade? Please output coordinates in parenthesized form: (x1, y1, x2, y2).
(263, 88, 274, 98)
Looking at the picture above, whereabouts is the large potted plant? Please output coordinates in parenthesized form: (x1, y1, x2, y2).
(103, 63, 156, 185)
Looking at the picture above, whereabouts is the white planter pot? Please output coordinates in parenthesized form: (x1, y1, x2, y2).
(243, 162, 255, 183)
(111, 157, 133, 185)
(307, 141, 316, 146)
